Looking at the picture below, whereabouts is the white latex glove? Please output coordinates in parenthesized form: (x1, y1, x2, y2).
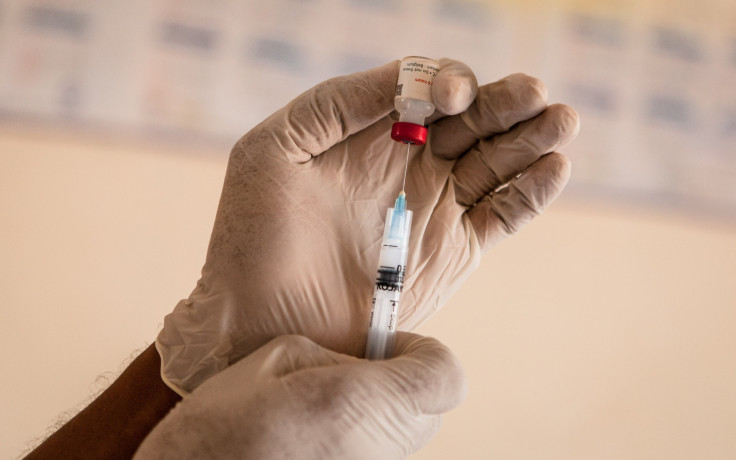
(136, 333, 466, 460)
(157, 58, 580, 394)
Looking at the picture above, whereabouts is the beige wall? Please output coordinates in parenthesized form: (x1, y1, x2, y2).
(1, 126, 735, 459)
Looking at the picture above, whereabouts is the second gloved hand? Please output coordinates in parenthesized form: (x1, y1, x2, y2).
(136, 333, 467, 460)
(157, 58, 580, 394)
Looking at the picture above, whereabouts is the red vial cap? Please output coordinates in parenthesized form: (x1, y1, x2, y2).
(391, 122, 427, 145)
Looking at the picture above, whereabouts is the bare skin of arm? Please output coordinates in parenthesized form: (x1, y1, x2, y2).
(25, 345, 180, 460)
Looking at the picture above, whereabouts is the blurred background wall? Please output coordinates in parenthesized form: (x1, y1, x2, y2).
(1, 0, 735, 458)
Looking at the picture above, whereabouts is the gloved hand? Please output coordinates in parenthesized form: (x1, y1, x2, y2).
(157, 58, 580, 394)
(136, 333, 467, 460)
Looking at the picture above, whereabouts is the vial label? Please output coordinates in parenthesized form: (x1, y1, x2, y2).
(395, 56, 439, 102)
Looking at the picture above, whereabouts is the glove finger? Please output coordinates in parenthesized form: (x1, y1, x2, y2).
(219, 335, 355, 388)
(427, 57, 478, 120)
(452, 104, 580, 207)
(466, 152, 571, 252)
(402, 415, 443, 458)
(267, 58, 478, 163)
(429, 73, 549, 160)
(378, 332, 468, 415)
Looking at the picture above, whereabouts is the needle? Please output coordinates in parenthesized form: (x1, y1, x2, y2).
(401, 142, 410, 194)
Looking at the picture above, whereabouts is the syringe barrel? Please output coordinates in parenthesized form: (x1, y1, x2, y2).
(365, 208, 412, 360)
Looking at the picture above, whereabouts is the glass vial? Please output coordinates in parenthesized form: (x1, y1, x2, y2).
(391, 56, 440, 145)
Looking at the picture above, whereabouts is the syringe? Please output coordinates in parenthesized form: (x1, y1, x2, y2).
(365, 144, 413, 361)
(364, 56, 438, 360)
(365, 190, 412, 360)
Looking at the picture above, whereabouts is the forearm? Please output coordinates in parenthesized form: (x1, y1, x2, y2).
(25, 344, 181, 460)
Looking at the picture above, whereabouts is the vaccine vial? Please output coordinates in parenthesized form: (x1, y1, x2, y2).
(391, 56, 440, 145)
